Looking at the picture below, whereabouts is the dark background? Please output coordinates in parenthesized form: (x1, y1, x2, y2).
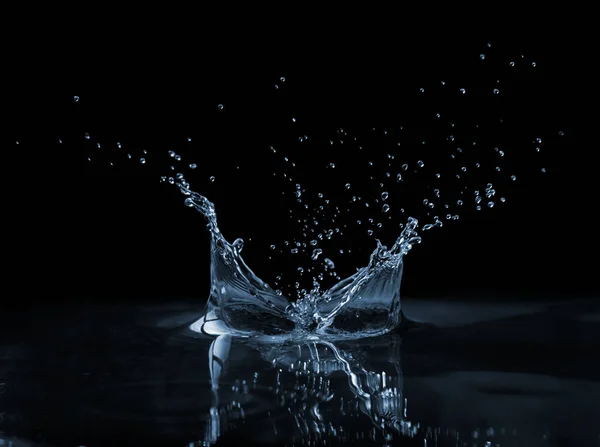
(7, 31, 586, 304)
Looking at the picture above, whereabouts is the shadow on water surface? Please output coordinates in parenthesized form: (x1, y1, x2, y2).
(0, 298, 599, 446)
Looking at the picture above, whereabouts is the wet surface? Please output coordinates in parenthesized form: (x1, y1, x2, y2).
(1, 298, 599, 446)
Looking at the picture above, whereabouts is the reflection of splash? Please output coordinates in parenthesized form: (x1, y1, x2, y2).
(179, 181, 421, 340)
(204, 335, 236, 444)
(200, 334, 417, 445)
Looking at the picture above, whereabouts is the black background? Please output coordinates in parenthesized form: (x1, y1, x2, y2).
(7, 30, 586, 304)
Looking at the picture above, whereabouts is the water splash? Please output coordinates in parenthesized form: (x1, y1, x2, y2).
(180, 180, 420, 340)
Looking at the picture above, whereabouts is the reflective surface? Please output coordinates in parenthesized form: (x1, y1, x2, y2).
(1, 298, 599, 446)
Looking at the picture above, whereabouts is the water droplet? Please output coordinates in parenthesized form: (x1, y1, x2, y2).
(493, 88, 499, 94)
(436, 173, 441, 178)
(500, 197, 506, 202)
(175, 155, 181, 161)
(396, 173, 403, 182)
(480, 54, 485, 60)
(330, 163, 336, 169)
(184, 198, 194, 207)
(190, 163, 197, 169)
(230, 239, 244, 254)
(417, 160, 425, 168)
(140, 158, 146, 164)
(168, 150, 176, 157)
(382, 204, 390, 213)
(460, 88, 466, 94)
(218, 104, 224, 110)
(532, 61, 537, 68)
(84, 132, 90, 140)
(168, 177, 175, 184)
(74, 96, 80, 102)
(381, 191, 388, 201)
(324, 258, 335, 269)
(291, 248, 298, 254)
(541, 167, 546, 173)
(345, 183, 351, 189)
(487, 201, 494, 208)
(270, 244, 276, 250)
(311, 248, 323, 260)
(209, 176, 216, 182)
(419, 87, 425, 93)
(402, 164, 409, 171)
(510, 61, 515, 67)
(511, 175, 517, 181)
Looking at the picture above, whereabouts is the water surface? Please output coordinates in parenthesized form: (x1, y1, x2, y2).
(1, 298, 598, 446)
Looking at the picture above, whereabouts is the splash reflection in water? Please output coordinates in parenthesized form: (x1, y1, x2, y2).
(201, 334, 415, 445)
